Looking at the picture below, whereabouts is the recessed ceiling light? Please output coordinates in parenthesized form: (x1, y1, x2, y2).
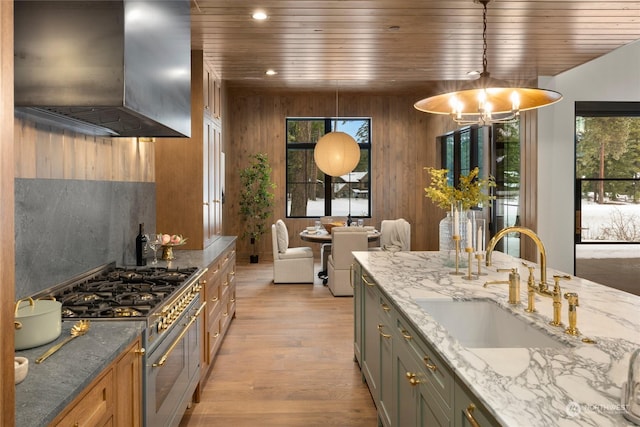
(265, 69, 277, 76)
(252, 11, 268, 20)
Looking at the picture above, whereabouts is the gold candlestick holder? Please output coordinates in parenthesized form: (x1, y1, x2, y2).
(463, 247, 476, 280)
(450, 235, 464, 275)
(475, 252, 487, 276)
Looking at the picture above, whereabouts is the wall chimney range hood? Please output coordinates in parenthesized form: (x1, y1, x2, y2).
(14, 0, 191, 138)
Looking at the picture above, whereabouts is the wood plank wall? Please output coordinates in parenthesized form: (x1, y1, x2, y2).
(1, 1, 15, 423)
(519, 109, 540, 263)
(221, 88, 457, 260)
(14, 117, 155, 182)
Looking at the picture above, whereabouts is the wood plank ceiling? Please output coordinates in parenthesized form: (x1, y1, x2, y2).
(190, 0, 640, 91)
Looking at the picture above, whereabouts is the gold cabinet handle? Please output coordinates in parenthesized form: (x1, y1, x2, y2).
(405, 372, 421, 386)
(381, 303, 390, 312)
(464, 403, 481, 427)
(153, 302, 206, 367)
(362, 275, 375, 287)
(350, 264, 354, 288)
(401, 329, 412, 340)
(223, 281, 229, 286)
(135, 348, 146, 356)
(377, 324, 391, 339)
(211, 296, 219, 302)
(422, 356, 437, 372)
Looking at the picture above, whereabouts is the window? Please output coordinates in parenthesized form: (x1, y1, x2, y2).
(286, 118, 371, 218)
(574, 102, 640, 294)
(439, 126, 483, 188)
(438, 124, 522, 257)
(575, 102, 640, 244)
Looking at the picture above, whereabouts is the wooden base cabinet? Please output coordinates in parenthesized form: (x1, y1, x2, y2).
(51, 337, 142, 427)
(354, 262, 499, 427)
(200, 244, 236, 384)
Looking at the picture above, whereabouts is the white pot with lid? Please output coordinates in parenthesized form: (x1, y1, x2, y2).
(14, 297, 62, 350)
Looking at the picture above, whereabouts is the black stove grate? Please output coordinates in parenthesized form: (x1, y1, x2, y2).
(41, 265, 199, 319)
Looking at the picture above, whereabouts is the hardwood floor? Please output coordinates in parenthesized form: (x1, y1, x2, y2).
(179, 261, 378, 427)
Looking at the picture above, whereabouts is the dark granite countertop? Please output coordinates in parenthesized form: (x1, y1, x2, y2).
(14, 236, 237, 427)
(15, 320, 146, 427)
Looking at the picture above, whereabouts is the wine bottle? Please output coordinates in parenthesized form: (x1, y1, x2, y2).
(136, 223, 148, 266)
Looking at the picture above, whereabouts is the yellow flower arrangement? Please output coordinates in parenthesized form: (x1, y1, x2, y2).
(424, 167, 495, 210)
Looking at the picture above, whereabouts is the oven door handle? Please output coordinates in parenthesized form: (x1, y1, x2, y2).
(152, 302, 206, 368)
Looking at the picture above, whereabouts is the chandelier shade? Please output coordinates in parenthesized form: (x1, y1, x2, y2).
(413, 0, 562, 126)
(313, 131, 360, 177)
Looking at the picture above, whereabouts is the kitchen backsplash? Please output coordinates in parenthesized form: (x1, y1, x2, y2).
(15, 178, 155, 299)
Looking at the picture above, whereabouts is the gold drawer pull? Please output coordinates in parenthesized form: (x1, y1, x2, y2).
(362, 275, 375, 287)
(350, 264, 354, 288)
(377, 324, 391, 339)
(135, 348, 146, 356)
(405, 372, 421, 386)
(223, 281, 229, 286)
(211, 296, 219, 302)
(401, 329, 412, 340)
(423, 356, 437, 372)
(464, 403, 481, 427)
(381, 303, 390, 312)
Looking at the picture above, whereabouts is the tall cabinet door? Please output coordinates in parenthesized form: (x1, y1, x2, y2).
(203, 119, 212, 247)
(212, 126, 223, 237)
(203, 118, 222, 246)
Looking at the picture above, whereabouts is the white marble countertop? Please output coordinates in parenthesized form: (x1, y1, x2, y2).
(353, 250, 639, 427)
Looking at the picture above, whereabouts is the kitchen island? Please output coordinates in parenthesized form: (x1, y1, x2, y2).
(353, 250, 639, 426)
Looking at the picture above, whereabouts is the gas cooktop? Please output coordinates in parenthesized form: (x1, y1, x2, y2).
(33, 264, 201, 319)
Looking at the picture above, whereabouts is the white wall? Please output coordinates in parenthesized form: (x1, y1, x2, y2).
(537, 40, 640, 272)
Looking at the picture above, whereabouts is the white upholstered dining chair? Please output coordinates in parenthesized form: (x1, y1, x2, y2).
(271, 220, 315, 284)
(327, 227, 368, 296)
(371, 218, 411, 252)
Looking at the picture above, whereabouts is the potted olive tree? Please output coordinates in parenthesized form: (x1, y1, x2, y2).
(239, 153, 276, 263)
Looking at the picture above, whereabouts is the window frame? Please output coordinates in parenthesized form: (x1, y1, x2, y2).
(285, 117, 372, 219)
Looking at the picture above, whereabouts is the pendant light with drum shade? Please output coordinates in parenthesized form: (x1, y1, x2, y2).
(314, 90, 360, 177)
(414, 0, 562, 126)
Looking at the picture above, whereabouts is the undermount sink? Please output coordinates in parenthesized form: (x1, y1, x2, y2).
(415, 299, 566, 349)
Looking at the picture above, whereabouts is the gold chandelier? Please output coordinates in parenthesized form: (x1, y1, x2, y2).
(414, 0, 562, 126)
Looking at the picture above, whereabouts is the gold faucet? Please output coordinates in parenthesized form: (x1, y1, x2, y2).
(486, 226, 549, 291)
(483, 267, 520, 305)
(564, 292, 580, 336)
(523, 263, 538, 313)
(549, 275, 570, 326)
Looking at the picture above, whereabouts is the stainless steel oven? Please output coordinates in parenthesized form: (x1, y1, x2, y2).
(144, 294, 205, 427)
(32, 263, 208, 427)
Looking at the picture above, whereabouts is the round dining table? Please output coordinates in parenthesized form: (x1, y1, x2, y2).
(299, 228, 381, 244)
(299, 228, 381, 282)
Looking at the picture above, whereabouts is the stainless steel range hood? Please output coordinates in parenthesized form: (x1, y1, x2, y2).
(14, 0, 191, 138)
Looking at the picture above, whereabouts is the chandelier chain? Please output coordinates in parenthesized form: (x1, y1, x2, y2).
(482, 0, 488, 74)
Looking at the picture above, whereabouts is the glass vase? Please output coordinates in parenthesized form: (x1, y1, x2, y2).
(439, 211, 453, 251)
